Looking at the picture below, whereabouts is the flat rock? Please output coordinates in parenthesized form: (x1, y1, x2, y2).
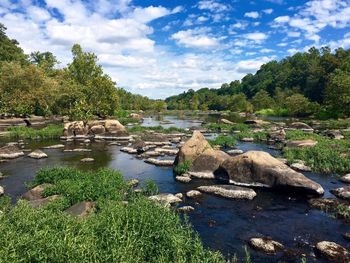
(149, 193, 182, 206)
(28, 195, 60, 208)
(120, 147, 138, 154)
(80, 158, 94, 162)
(186, 190, 202, 198)
(288, 122, 313, 131)
(28, 149, 47, 159)
(22, 183, 53, 201)
(227, 149, 244, 155)
(65, 201, 96, 218)
(330, 186, 350, 200)
(155, 148, 178, 155)
(197, 185, 256, 200)
(286, 140, 318, 148)
(219, 151, 324, 195)
(340, 174, 350, 184)
(43, 144, 65, 149)
(0, 145, 24, 159)
(177, 206, 195, 213)
(220, 118, 234, 125)
(241, 137, 254, 142)
(249, 237, 284, 255)
(175, 176, 191, 183)
(315, 241, 349, 263)
(64, 148, 91, 152)
(290, 161, 312, 172)
(144, 158, 174, 166)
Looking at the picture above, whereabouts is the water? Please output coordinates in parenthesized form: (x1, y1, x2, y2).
(0, 116, 349, 262)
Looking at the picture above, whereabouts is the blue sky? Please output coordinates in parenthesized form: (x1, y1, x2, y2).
(1, 0, 350, 98)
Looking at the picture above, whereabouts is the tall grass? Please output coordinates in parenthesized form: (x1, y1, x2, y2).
(0, 167, 225, 263)
(6, 124, 63, 139)
(209, 135, 236, 147)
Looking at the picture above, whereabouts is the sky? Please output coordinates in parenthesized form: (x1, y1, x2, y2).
(1, 0, 350, 99)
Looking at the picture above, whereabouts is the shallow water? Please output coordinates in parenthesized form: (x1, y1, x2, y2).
(0, 115, 349, 262)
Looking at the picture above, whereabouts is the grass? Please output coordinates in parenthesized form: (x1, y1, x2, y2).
(174, 160, 191, 175)
(128, 125, 186, 134)
(6, 124, 63, 139)
(284, 130, 350, 174)
(255, 108, 289, 117)
(0, 167, 225, 263)
(209, 135, 236, 147)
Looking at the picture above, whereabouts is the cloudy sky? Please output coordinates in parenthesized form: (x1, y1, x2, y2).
(1, 0, 350, 98)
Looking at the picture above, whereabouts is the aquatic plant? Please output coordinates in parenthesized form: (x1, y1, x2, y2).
(6, 124, 63, 139)
(209, 135, 236, 147)
(174, 160, 191, 175)
(0, 167, 225, 262)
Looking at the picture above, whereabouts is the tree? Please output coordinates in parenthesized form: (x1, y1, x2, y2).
(30, 51, 59, 74)
(285, 94, 319, 117)
(251, 90, 275, 111)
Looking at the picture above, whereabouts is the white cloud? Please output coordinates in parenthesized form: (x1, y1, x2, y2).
(263, 9, 274, 14)
(287, 31, 301, 37)
(244, 32, 268, 42)
(274, 16, 290, 23)
(197, 0, 230, 13)
(171, 28, 220, 48)
(236, 57, 272, 73)
(244, 11, 259, 19)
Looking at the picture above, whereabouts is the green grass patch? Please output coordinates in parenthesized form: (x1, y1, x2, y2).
(209, 135, 236, 147)
(128, 125, 186, 134)
(284, 131, 350, 174)
(6, 124, 63, 139)
(255, 108, 289, 117)
(0, 167, 224, 262)
(174, 160, 191, 175)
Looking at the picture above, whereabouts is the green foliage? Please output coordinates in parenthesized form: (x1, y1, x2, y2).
(255, 108, 289, 117)
(6, 124, 63, 139)
(174, 160, 191, 175)
(284, 94, 320, 117)
(142, 180, 159, 196)
(251, 90, 275, 111)
(209, 135, 236, 147)
(284, 131, 350, 173)
(128, 125, 186, 134)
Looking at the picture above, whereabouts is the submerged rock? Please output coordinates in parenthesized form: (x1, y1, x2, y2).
(28, 149, 48, 159)
(315, 241, 349, 263)
(0, 145, 24, 159)
(330, 186, 350, 200)
(197, 185, 256, 200)
(186, 190, 202, 198)
(218, 151, 324, 195)
(22, 183, 53, 201)
(65, 201, 96, 218)
(177, 206, 195, 213)
(249, 237, 284, 255)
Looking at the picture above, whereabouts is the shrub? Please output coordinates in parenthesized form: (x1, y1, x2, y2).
(174, 160, 191, 175)
(6, 124, 63, 139)
(209, 135, 236, 147)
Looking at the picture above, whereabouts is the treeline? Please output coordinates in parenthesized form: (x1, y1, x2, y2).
(0, 24, 163, 119)
(166, 47, 350, 117)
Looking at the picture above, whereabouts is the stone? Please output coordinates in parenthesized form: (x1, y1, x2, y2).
(127, 179, 139, 187)
(80, 158, 95, 162)
(177, 206, 195, 213)
(286, 140, 318, 148)
(218, 151, 324, 195)
(315, 241, 349, 263)
(64, 148, 91, 152)
(339, 174, 350, 184)
(268, 129, 286, 142)
(175, 176, 191, 183)
(0, 185, 4, 196)
(220, 118, 234, 125)
(65, 201, 96, 218)
(43, 144, 65, 149)
(22, 183, 53, 200)
(105, 119, 128, 136)
(155, 148, 179, 155)
(90, 125, 105, 135)
(227, 149, 244, 155)
(197, 185, 256, 200)
(241, 137, 254, 142)
(289, 122, 314, 131)
(326, 130, 344, 140)
(0, 145, 24, 159)
(64, 121, 87, 137)
(330, 186, 350, 200)
(144, 158, 174, 166)
(141, 151, 162, 157)
(28, 195, 60, 208)
(175, 193, 183, 199)
(28, 149, 48, 159)
(186, 190, 202, 198)
(244, 120, 269, 126)
(129, 113, 142, 119)
(120, 147, 138, 154)
(249, 237, 284, 255)
(290, 161, 312, 172)
(149, 193, 182, 206)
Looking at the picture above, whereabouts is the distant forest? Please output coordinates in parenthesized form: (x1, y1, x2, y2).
(166, 47, 350, 117)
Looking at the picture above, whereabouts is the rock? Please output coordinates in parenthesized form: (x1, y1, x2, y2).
(186, 190, 202, 198)
(177, 206, 194, 213)
(0, 185, 4, 196)
(326, 130, 344, 140)
(0, 172, 4, 179)
(218, 151, 324, 195)
(277, 158, 288, 164)
(141, 151, 162, 158)
(43, 144, 65, 149)
(308, 198, 341, 211)
(22, 183, 53, 200)
(90, 124, 105, 135)
(339, 174, 350, 184)
(129, 113, 142, 119)
(64, 148, 91, 152)
(28, 195, 60, 208)
(155, 148, 179, 155)
(220, 118, 234, 125)
(241, 137, 254, 142)
(268, 129, 286, 142)
(144, 158, 174, 166)
(290, 161, 312, 172)
(289, 122, 314, 131)
(330, 186, 350, 200)
(286, 139, 318, 148)
(65, 201, 96, 218)
(127, 179, 139, 187)
(343, 233, 350, 241)
(120, 147, 138, 154)
(28, 149, 47, 159)
(175, 193, 183, 199)
(0, 145, 24, 159)
(64, 121, 87, 137)
(80, 158, 94, 162)
(249, 237, 284, 255)
(149, 193, 182, 206)
(175, 176, 191, 183)
(84, 139, 91, 143)
(244, 120, 269, 126)
(197, 185, 256, 200)
(227, 149, 244, 155)
(315, 241, 349, 263)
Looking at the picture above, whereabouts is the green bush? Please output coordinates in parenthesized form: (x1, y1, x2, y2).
(6, 124, 63, 139)
(174, 160, 191, 175)
(209, 135, 236, 147)
(0, 167, 224, 262)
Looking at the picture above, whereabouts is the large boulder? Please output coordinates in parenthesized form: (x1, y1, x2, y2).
(197, 185, 256, 200)
(330, 186, 350, 200)
(286, 139, 318, 148)
(0, 145, 24, 159)
(22, 183, 53, 200)
(104, 119, 128, 136)
(217, 151, 324, 195)
(249, 237, 284, 255)
(64, 121, 87, 137)
(288, 122, 313, 131)
(90, 124, 105, 135)
(315, 241, 349, 263)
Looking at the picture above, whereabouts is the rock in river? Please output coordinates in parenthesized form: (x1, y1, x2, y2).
(218, 151, 324, 195)
(80, 158, 94, 162)
(249, 237, 284, 255)
(0, 185, 4, 196)
(340, 174, 350, 184)
(144, 158, 174, 166)
(186, 190, 202, 198)
(22, 183, 53, 200)
(28, 149, 48, 159)
(28, 195, 60, 208)
(175, 175, 191, 183)
(0, 145, 24, 159)
(197, 185, 256, 200)
(315, 241, 349, 263)
(330, 186, 350, 200)
(149, 193, 182, 207)
(286, 139, 318, 148)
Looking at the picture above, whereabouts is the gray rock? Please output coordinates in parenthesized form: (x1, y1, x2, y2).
(149, 193, 182, 206)
(65, 201, 96, 218)
(80, 158, 95, 162)
(28, 149, 48, 159)
(227, 149, 244, 155)
(249, 237, 284, 255)
(175, 176, 191, 183)
(144, 158, 174, 166)
(0, 145, 24, 159)
(315, 241, 349, 263)
(177, 206, 195, 212)
(286, 140, 318, 148)
(64, 148, 91, 152)
(127, 179, 139, 187)
(241, 137, 254, 142)
(290, 161, 312, 172)
(28, 195, 60, 208)
(330, 186, 350, 200)
(43, 144, 65, 149)
(120, 147, 138, 154)
(22, 183, 53, 201)
(340, 174, 350, 184)
(197, 185, 256, 200)
(186, 190, 202, 198)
